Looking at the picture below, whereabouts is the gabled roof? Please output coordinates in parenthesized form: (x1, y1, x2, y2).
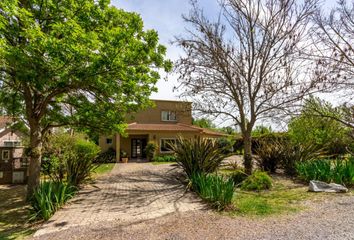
(127, 123, 227, 137)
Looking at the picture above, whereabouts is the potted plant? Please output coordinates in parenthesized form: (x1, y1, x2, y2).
(121, 150, 128, 163)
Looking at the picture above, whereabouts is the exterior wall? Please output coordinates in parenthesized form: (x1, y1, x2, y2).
(127, 100, 192, 125)
(0, 147, 27, 184)
(99, 135, 117, 153)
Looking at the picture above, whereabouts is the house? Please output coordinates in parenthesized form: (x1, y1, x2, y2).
(99, 99, 226, 161)
(0, 117, 28, 184)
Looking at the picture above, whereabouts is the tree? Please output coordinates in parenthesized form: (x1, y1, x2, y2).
(312, 0, 354, 91)
(288, 97, 351, 155)
(0, 0, 171, 197)
(175, 0, 323, 174)
(192, 117, 216, 129)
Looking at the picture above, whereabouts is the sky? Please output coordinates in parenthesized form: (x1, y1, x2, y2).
(112, 0, 220, 100)
(112, 0, 337, 102)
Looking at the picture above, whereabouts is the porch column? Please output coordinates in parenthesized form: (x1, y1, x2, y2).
(115, 134, 120, 162)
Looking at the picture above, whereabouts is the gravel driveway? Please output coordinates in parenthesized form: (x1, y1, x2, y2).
(31, 162, 354, 240)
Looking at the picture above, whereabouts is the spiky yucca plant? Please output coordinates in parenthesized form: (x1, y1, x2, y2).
(169, 136, 228, 178)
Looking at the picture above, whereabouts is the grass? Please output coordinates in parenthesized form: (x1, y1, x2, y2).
(93, 163, 115, 177)
(229, 174, 340, 217)
(151, 161, 177, 165)
(0, 185, 36, 239)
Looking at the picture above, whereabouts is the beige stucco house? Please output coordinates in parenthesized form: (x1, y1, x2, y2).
(0, 117, 28, 184)
(99, 100, 225, 161)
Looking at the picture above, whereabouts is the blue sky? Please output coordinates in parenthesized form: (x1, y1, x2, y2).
(112, 0, 336, 101)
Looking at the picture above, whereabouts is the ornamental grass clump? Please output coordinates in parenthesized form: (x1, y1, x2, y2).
(296, 157, 354, 186)
(190, 173, 234, 210)
(30, 181, 77, 220)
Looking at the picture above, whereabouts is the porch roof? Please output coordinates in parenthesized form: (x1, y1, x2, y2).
(126, 123, 227, 137)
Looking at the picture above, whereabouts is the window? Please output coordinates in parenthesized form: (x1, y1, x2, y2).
(106, 138, 113, 144)
(160, 138, 177, 153)
(161, 111, 177, 121)
(2, 150, 10, 162)
(4, 140, 21, 147)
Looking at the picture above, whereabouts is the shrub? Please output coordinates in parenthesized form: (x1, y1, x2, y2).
(66, 138, 100, 186)
(42, 133, 100, 186)
(30, 181, 77, 220)
(170, 136, 227, 178)
(288, 97, 351, 157)
(152, 154, 176, 162)
(229, 170, 248, 186)
(190, 173, 234, 210)
(296, 157, 354, 186)
(281, 143, 324, 176)
(94, 148, 116, 163)
(295, 159, 332, 183)
(145, 142, 157, 161)
(255, 139, 283, 173)
(241, 171, 272, 191)
(216, 137, 234, 154)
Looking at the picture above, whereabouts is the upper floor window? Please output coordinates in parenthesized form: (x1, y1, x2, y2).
(106, 138, 113, 144)
(161, 111, 177, 121)
(4, 140, 21, 147)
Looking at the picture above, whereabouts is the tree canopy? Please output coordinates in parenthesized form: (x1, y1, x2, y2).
(0, 0, 171, 196)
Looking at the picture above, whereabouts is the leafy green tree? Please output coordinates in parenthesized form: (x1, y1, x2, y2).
(288, 97, 350, 155)
(252, 125, 273, 137)
(192, 118, 216, 129)
(0, 0, 171, 197)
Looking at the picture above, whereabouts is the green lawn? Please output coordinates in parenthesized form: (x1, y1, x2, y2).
(93, 163, 115, 177)
(0, 185, 36, 240)
(223, 172, 344, 217)
(151, 161, 177, 165)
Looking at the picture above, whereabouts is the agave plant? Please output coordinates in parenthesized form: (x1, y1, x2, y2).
(169, 136, 228, 178)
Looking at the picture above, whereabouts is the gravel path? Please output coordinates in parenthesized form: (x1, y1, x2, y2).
(31, 162, 354, 240)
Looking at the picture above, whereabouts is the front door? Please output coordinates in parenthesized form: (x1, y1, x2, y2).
(131, 138, 147, 158)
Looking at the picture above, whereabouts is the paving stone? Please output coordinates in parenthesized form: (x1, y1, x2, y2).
(33, 163, 204, 238)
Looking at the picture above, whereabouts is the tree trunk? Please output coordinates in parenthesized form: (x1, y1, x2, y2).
(243, 132, 253, 175)
(27, 125, 42, 199)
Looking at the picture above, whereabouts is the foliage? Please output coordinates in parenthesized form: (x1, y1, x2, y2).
(216, 137, 234, 154)
(233, 181, 313, 216)
(152, 154, 176, 162)
(0, 0, 171, 195)
(255, 139, 283, 173)
(281, 142, 325, 176)
(296, 157, 354, 186)
(29, 181, 77, 220)
(288, 97, 351, 156)
(190, 173, 234, 210)
(229, 170, 248, 186)
(42, 133, 100, 186)
(145, 142, 157, 161)
(66, 138, 100, 186)
(192, 118, 216, 129)
(175, 0, 321, 175)
(120, 150, 128, 158)
(170, 136, 227, 178)
(241, 171, 272, 191)
(94, 148, 116, 163)
(252, 125, 273, 137)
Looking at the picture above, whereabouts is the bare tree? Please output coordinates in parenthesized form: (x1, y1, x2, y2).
(175, 0, 324, 174)
(312, 0, 354, 90)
